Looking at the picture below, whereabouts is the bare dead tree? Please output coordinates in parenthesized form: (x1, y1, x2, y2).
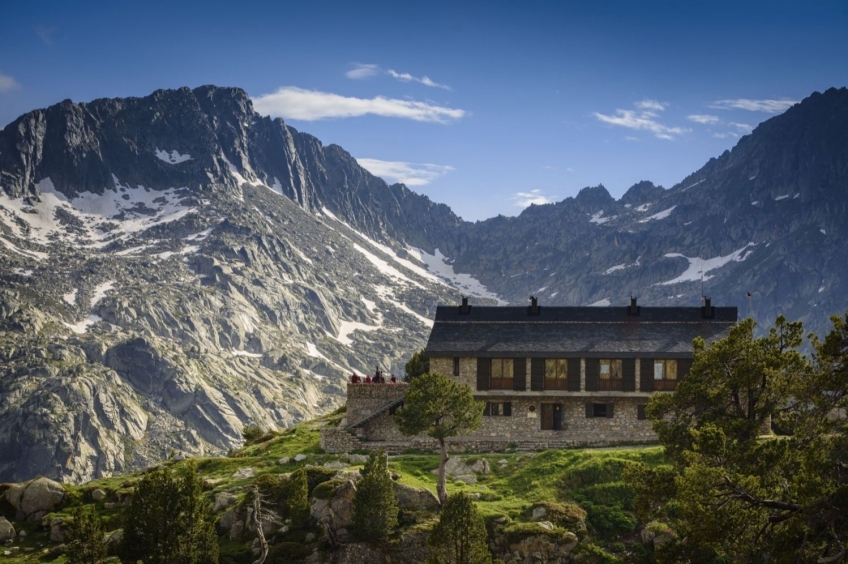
(250, 485, 282, 564)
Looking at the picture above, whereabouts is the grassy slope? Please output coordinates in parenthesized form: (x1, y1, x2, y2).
(1, 408, 665, 563)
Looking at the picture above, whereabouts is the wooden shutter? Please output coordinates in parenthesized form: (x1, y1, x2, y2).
(483, 402, 491, 416)
(585, 359, 599, 391)
(503, 402, 512, 416)
(622, 359, 636, 392)
(640, 358, 654, 392)
(530, 358, 545, 391)
(678, 358, 693, 380)
(567, 358, 581, 391)
(513, 358, 527, 391)
(477, 358, 491, 391)
(637, 405, 647, 420)
(585, 403, 593, 418)
(606, 403, 615, 418)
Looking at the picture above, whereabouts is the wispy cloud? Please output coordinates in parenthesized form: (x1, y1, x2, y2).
(0, 73, 20, 93)
(635, 99, 666, 112)
(511, 189, 552, 208)
(387, 69, 450, 90)
(624, 136, 640, 142)
(35, 26, 57, 45)
(709, 98, 798, 113)
(252, 87, 465, 123)
(730, 122, 753, 132)
(345, 63, 380, 79)
(356, 158, 454, 186)
(593, 101, 688, 140)
(345, 63, 451, 89)
(687, 114, 720, 124)
(712, 132, 739, 139)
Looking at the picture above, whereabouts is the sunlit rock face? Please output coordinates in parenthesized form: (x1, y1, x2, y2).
(1, 85, 847, 482)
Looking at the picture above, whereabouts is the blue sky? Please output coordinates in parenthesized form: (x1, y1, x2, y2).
(1, 0, 846, 221)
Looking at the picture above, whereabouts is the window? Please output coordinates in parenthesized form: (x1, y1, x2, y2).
(586, 403, 614, 418)
(653, 360, 678, 391)
(484, 402, 512, 416)
(599, 359, 623, 390)
(637, 405, 647, 420)
(490, 358, 514, 389)
(544, 359, 568, 390)
(453, 357, 460, 376)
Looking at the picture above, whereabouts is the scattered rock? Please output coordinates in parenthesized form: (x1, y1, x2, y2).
(202, 478, 224, 490)
(229, 521, 244, 541)
(50, 518, 68, 543)
(347, 454, 368, 464)
(453, 474, 477, 485)
(4, 477, 66, 521)
(392, 482, 440, 512)
(537, 521, 554, 531)
(530, 506, 547, 520)
(468, 459, 490, 474)
(105, 530, 124, 545)
(213, 492, 237, 512)
(91, 488, 106, 501)
(311, 480, 357, 529)
(0, 517, 15, 542)
(294, 454, 307, 462)
(498, 459, 508, 466)
(232, 467, 255, 479)
(305, 532, 315, 542)
(323, 461, 347, 470)
(277, 456, 291, 465)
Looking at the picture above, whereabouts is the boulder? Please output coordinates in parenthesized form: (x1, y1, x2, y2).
(348, 454, 368, 464)
(50, 518, 68, 543)
(310, 480, 357, 529)
(530, 505, 547, 520)
(202, 478, 225, 490)
(453, 474, 477, 484)
(4, 477, 66, 521)
(469, 459, 490, 474)
(218, 507, 241, 534)
(392, 482, 440, 512)
(294, 454, 307, 462)
(277, 456, 291, 465)
(105, 530, 124, 545)
(232, 467, 254, 479)
(91, 488, 106, 501)
(323, 461, 347, 470)
(213, 492, 237, 512)
(0, 517, 14, 542)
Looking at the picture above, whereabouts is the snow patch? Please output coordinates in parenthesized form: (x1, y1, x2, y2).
(819, 285, 825, 293)
(820, 229, 826, 235)
(63, 290, 77, 305)
(90, 281, 115, 308)
(656, 243, 756, 286)
(589, 298, 611, 306)
(751, 201, 759, 205)
(361, 297, 378, 312)
(605, 264, 626, 274)
(683, 179, 705, 191)
(775, 194, 790, 201)
(337, 320, 382, 346)
(0, 236, 48, 260)
(408, 247, 507, 304)
(154, 148, 192, 164)
(232, 350, 263, 358)
(635, 203, 651, 212)
(589, 210, 611, 224)
(639, 205, 676, 223)
(63, 314, 102, 334)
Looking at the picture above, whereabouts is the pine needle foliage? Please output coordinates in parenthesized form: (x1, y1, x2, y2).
(120, 462, 219, 564)
(65, 505, 107, 564)
(427, 493, 491, 564)
(404, 349, 430, 382)
(287, 467, 310, 528)
(352, 450, 398, 542)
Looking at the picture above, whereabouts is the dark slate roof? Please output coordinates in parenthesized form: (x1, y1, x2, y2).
(425, 306, 737, 357)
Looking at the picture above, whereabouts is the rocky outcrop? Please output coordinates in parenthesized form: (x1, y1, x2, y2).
(4, 477, 66, 521)
(0, 517, 15, 542)
(393, 482, 439, 512)
(310, 480, 357, 529)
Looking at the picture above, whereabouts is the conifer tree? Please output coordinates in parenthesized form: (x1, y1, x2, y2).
(287, 467, 310, 528)
(65, 505, 107, 564)
(352, 450, 398, 542)
(120, 462, 219, 564)
(427, 493, 491, 564)
(395, 372, 484, 505)
(404, 349, 430, 382)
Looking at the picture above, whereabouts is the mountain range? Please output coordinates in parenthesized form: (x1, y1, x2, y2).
(0, 84, 845, 483)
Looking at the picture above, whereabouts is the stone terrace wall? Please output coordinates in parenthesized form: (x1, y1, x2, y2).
(345, 383, 407, 425)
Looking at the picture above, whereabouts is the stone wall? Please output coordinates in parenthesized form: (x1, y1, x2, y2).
(345, 383, 407, 426)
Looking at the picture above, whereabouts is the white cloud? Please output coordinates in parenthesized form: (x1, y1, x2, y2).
(252, 87, 465, 123)
(346, 63, 380, 79)
(0, 73, 20, 93)
(625, 136, 640, 142)
(593, 100, 688, 140)
(712, 132, 740, 139)
(635, 99, 666, 111)
(709, 98, 798, 113)
(730, 122, 753, 132)
(687, 114, 720, 124)
(345, 63, 451, 89)
(387, 69, 450, 90)
(356, 158, 454, 186)
(35, 26, 56, 45)
(511, 189, 552, 208)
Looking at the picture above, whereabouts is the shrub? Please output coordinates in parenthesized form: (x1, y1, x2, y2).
(304, 466, 337, 494)
(312, 479, 345, 501)
(65, 505, 107, 564)
(428, 493, 491, 564)
(287, 467, 309, 528)
(352, 450, 398, 542)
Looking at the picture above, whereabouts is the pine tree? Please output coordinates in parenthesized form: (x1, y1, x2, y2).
(65, 505, 107, 564)
(352, 450, 398, 542)
(427, 493, 491, 564)
(404, 349, 430, 382)
(287, 467, 310, 529)
(120, 463, 219, 564)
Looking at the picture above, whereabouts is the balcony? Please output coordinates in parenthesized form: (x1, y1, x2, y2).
(652, 379, 678, 391)
(544, 379, 569, 390)
(490, 377, 514, 390)
(598, 378, 623, 391)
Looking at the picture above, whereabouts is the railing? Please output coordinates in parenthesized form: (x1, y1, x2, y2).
(599, 378, 623, 391)
(490, 377, 514, 390)
(653, 379, 678, 391)
(544, 379, 569, 390)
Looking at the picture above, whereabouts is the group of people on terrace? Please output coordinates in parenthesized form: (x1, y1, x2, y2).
(351, 366, 397, 384)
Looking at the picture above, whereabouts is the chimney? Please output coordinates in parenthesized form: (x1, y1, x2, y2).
(528, 296, 540, 316)
(459, 296, 471, 315)
(702, 296, 714, 319)
(628, 296, 639, 316)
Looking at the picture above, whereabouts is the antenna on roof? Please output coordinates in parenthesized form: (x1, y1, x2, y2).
(747, 291, 754, 320)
